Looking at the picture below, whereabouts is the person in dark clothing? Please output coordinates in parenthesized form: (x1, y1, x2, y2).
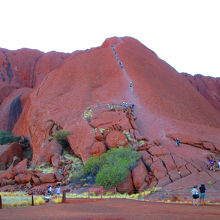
(199, 184, 206, 206)
(175, 138, 180, 146)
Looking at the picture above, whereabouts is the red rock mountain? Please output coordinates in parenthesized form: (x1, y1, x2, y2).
(1, 37, 220, 192)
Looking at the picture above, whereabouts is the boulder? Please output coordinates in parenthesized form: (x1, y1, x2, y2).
(33, 140, 62, 165)
(140, 151, 153, 167)
(31, 176, 41, 186)
(90, 141, 106, 157)
(105, 131, 128, 149)
(54, 169, 64, 182)
(132, 160, 148, 191)
(37, 173, 56, 183)
(51, 153, 61, 167)
(13, 158, 28, 173)
(0, 142, 23, 170)
(15, 172, 32, 184)
(95, 131, 104, 141)
(117, 171, 134, 194)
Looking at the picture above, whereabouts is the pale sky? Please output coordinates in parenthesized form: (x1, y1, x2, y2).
(0, 0, 219, 77)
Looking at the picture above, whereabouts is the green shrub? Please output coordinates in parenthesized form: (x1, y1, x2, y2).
(0, 130, 20, 145)
(53, 130, 71, 141)
(96, 163, 129, 189)
(83, 156, 105, 177)
(53, 130, 71, 147)
(83, 147, 140, 189)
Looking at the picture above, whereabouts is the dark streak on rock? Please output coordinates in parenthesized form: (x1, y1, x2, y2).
(7, 95, 22, 131)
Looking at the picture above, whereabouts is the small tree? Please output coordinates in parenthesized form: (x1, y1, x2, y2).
(96, 162, 129, 189)
(0, 130, 20, 145)
(53, 130, 71, 147)
(82, 147, 140, 189)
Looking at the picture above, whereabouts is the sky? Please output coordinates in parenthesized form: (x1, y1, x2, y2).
(0, 0, 219, 77)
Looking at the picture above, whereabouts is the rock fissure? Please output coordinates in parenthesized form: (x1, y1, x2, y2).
(2, 51, 13, 82)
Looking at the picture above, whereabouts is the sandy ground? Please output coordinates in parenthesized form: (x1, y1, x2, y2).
(0, 199, 220, 220)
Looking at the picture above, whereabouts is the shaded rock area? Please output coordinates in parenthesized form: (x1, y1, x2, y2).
(0, 37, 220, 195)
(0, 143, 23, 170)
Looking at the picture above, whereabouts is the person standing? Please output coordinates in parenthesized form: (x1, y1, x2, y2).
(55, 185, 61, 197)
(48, 185, 53, 195)
(175, 138, 180, 147)
(199, 184, 206, 206)
(191, 185, 199, 206)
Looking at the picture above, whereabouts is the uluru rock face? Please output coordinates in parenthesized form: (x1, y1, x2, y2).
(183, 73, 220, 112)
(0, 48, 70, 130)
(1, 37, 220, 193)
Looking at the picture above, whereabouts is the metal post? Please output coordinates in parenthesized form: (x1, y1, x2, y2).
(0, 195, 2, 209)
(62, 191, 66, 203)
(31, 194, 34, 206)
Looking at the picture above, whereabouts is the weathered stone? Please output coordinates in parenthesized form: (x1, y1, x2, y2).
(148, 146, 169, 157)
(0, 142, 23, 170)
(151, 159, 167, 180)
(157, 175, 171, 187)
(37, 173, 56, 183)
(117, 171, 134, 194)
(15, 172, 32, 184)
(202, 142, 216, 151)
(51, 153, 61, 167)
(90, 141, 106, 157)
(31, 176, 41, 186)
(95, 131, 104, 141)
(160, 155, 176, 171)
(13, 158, 28, 173)
(54, 170, 64, 182)
(132, 160, 148, 191)
(105, 131, 128, 149)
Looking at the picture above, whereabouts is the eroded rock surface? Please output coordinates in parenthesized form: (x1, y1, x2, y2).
(1, 37, 220, 193)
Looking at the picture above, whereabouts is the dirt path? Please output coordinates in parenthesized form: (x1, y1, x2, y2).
(1, 199, 220, 220)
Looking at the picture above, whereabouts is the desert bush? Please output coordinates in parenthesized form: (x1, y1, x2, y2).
(0, 130, 20, 145)
(83, 109, 93, 120)
(53, 129, 71, 148)
(82, 147, 140, 189)
(96, 163, 129, 189)
(2, 195, 46, 208)
(53, 130, 71, 141)
(30, 162, 53, 174)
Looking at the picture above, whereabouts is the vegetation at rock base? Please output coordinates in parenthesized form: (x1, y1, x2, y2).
(30, 162, 54, 174)
(52, 129, 71, 148)
(0, 130, 20, 145)
(82, 147, 140, 189)
(83, 108, 93, 120)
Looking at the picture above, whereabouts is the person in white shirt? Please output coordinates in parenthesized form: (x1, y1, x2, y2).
(191, 185, 199, 206)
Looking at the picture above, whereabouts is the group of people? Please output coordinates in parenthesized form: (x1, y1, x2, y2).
(47, 185, 61, 196)
(44, 185, 61, 202)
(191, 184, 206, 206)
(209, 159, 220, 171)
(121, 102, 135, 110)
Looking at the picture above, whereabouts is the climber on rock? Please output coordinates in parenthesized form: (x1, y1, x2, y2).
(175, 138, 180, 146)
(122, 102, 129, 109)
(130, 103, 135, 109)
(209, 160, 216, 171)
